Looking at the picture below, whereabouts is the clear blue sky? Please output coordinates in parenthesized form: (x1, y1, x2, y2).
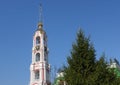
(0, 0, 120, 85)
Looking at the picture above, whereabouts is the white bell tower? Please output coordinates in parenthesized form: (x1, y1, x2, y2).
(29, 4, 51, 85)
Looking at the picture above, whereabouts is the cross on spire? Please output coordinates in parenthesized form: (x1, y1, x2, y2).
(39, 3, 43, 23)
(38, 3, 43, 30)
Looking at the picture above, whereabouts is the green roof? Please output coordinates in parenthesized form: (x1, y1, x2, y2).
(114, 68, 120, 77)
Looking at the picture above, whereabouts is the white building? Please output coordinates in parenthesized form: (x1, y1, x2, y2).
(54, 71, 66, 85)
(108, 58, 120, 77)
(108, 58, 120, 69)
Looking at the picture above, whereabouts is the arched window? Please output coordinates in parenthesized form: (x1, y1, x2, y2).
(36, 36, 40, 44)
(36, 53, 40, 62)
(35, 70, 39, 79)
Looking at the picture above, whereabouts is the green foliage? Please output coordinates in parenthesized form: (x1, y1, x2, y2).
(64, 29, 95, 85)
(93, 56, 118, 85)
(64, 29, 120, 85)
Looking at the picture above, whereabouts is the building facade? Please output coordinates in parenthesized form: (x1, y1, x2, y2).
(29, 22, 51, 85)
(53, 71, 66, 85)
(108, 58, 120, 77)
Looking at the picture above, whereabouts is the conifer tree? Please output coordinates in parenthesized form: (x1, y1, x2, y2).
(64, 29, 120, 85)
(64, 29, 96, 85)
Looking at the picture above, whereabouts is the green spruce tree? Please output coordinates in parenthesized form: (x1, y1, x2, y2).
(64, 29, 120, 85)
(64, 29, 96, 85)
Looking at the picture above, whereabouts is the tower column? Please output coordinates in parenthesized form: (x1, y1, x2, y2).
(29, 3, 50, 85)
(30, 22, 51, 85)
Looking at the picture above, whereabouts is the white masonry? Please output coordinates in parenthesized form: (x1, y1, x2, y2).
(30, 22, 51, 85)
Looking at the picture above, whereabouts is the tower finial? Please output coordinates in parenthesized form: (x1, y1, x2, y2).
(39, 3, 43, 23)
(38, 3, 43, 30)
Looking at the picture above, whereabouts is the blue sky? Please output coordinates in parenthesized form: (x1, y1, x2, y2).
(0, 0, 120, 85)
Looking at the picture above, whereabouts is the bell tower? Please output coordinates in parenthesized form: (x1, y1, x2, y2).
(30, 4, 51, 85)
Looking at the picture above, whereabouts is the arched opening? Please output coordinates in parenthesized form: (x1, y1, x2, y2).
(35, 70, 39, 79)
(36, 53, 40, 62)
(36, 36, 40, 44)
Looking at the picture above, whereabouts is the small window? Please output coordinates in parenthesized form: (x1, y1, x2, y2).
(36, 53, 40, 62)
(44, 46, 47, 52)
(35, 70, 39, 79)
(36, 36, 40, 44)
(44, 53, 48, 62)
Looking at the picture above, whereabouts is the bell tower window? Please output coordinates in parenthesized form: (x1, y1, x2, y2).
(36, 36, 40, 44)
(35, 70, 39, 79)
(36, 53, 40, 62)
